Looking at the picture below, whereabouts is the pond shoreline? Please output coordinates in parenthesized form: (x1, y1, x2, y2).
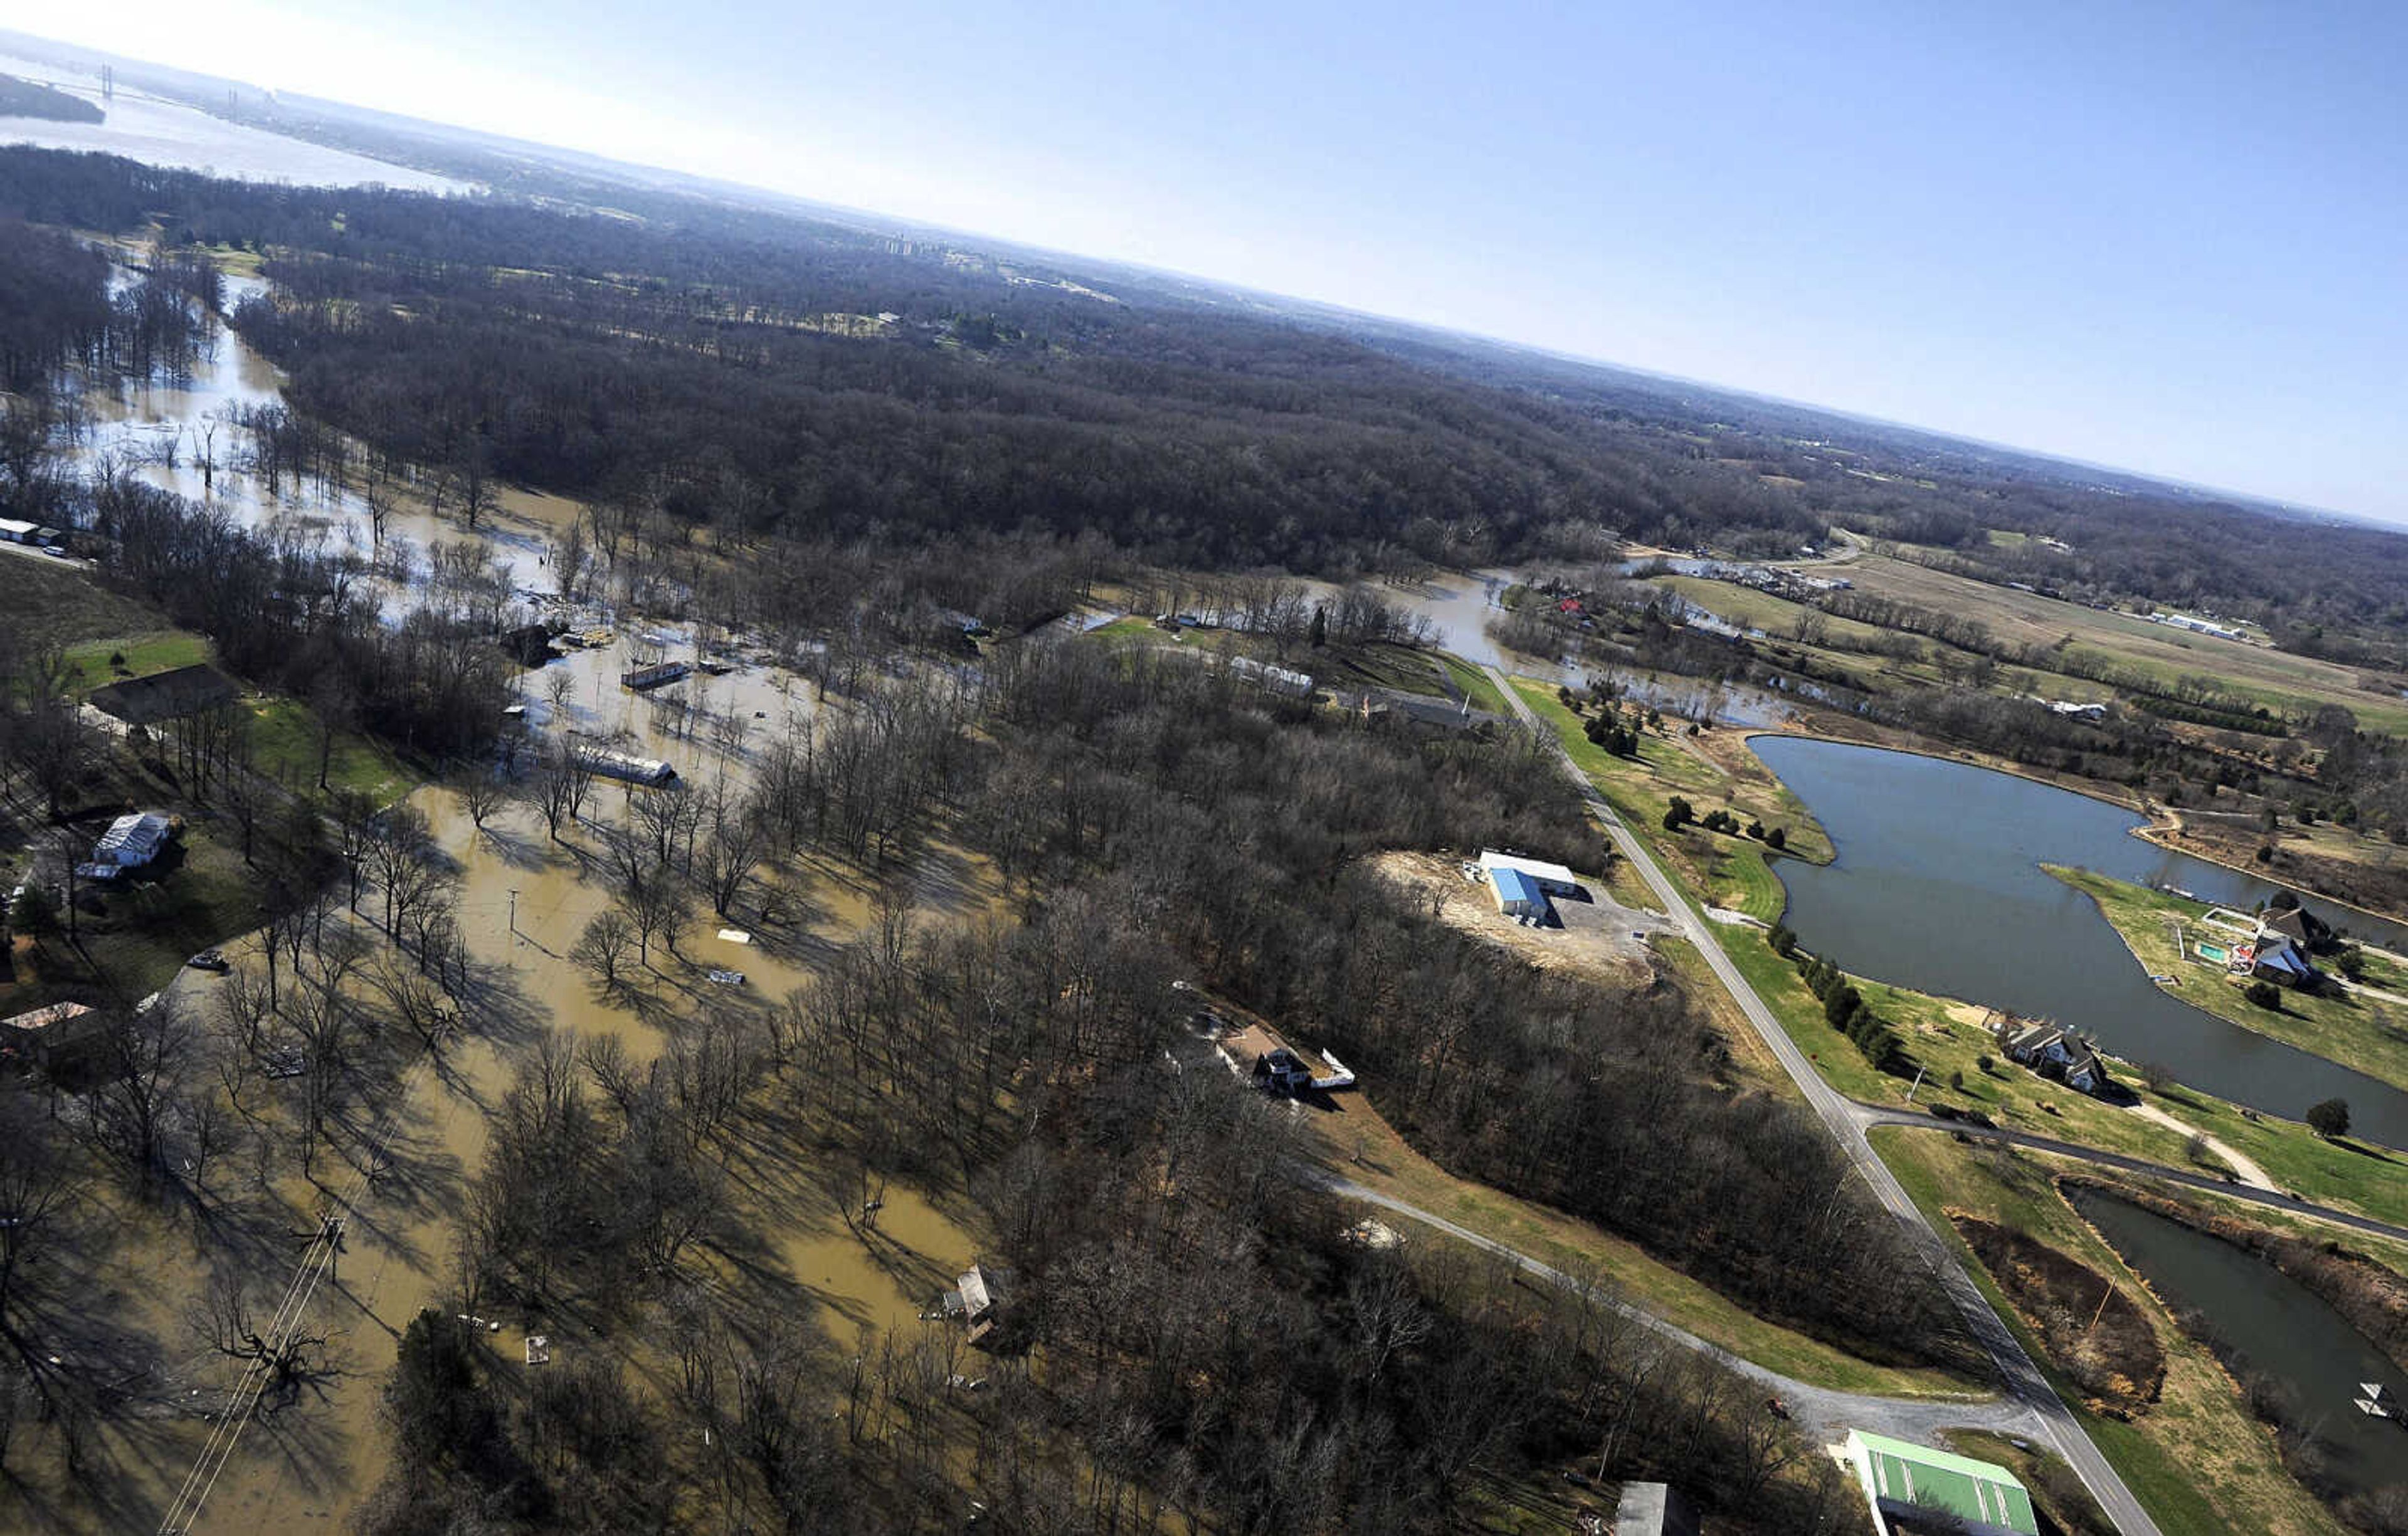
(2067, 1179, 2408, 1519)
(1749, 734, 2408, 1149)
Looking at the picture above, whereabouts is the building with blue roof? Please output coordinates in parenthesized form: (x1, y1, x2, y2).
(1488, 865, 1553, 924)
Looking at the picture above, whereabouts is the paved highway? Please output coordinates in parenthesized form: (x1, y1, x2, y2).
(1485, 666, 2167, 1536)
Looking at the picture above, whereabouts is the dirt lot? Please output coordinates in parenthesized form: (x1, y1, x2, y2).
(1368, 850, 1671, 983)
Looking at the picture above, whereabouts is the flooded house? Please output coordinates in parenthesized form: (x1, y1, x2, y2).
(935, 1263, 1011, 1344)
(91, 811, 176, 868)
(569, 742, 678, 786)
(620, 659, 692, 691)
(3, 1001, 102, 1076)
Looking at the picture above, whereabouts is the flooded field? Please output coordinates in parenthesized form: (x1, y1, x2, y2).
(83, 271, 579, 599)
(4, 253, 1007, 1533)
(0, 52, 469, 193)
(176, 776, 995, 1533)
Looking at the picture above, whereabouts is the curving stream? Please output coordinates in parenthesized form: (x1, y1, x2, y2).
(1752, 736, 2408, 1148)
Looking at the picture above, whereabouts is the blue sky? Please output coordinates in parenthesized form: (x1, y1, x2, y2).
(14, 0, 2405, 521)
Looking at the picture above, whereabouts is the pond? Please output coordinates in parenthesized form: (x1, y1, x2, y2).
(1752, 736, 2408, 1147)
(2071, 1187, 2408, 1510)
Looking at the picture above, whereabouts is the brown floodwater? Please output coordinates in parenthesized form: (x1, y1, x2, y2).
(16, 258, 1003, 1534)
(181, 775, 991, 1534)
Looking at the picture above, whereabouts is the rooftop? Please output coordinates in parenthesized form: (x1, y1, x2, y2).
(85, 664, 238, 727)
(1845, 1430, 2037, 1535)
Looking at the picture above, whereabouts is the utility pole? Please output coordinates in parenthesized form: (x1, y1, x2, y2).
(508, 888, 519, 941)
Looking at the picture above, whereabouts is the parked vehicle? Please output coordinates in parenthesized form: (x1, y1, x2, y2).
(187, 950, 231, 973)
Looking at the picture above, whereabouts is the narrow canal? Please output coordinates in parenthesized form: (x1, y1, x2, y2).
(1752, 736, 2408, 1148)
(2071, 1187, 2408, 1511)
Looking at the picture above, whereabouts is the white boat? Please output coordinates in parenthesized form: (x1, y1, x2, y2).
(2357, 1383, 2393, 1419)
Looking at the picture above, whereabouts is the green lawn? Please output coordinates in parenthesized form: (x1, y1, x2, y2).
(247, 697, 415, 802)
(61, 632, 216, 693)
(1719, 917, 2408, 1228)
(1510, 678, 1820, 922)
(1438, 653, 1509, 715)
(2049, 866, 2408, 1094)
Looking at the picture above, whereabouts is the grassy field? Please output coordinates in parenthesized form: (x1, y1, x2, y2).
(0, 553, 177, 648)
(60, 631, 216, 690)
(1716, 916, 2408, 1229)
(1510, 678, 1824, 922)
(1437, 651, 1509, 714)
(1642, 550, 2408, 735)
(247, 695, 416, 802)
(2050, 866, 2408, 1093)
(1839, 553, 2408, 735)
(1657, 574, 1891, 649)
(1877, 1130, 2352, 1536)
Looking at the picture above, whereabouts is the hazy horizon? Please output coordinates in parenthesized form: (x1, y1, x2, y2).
(5, 1, 2402, 528)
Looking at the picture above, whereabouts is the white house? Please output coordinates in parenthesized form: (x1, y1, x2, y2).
(92, 813, 173, 868)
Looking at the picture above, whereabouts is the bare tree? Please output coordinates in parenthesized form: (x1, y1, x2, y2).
(699, 788, 768, 917)
(571, 909, 637, 992)
(453, 759, 509, 831)
(191, 1266, 334, 1416)
(85, 996, 196, 1191)
(0, 1093, 77, 1350)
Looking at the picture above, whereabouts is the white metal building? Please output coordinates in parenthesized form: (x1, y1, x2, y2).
(1477, 850, 1580, 892)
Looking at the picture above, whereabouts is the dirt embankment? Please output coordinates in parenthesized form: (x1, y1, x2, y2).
(1951, 1214, 2165, 1418)
(1364, 850, 1666, 984)
(2062, 1177, 2408, 1378)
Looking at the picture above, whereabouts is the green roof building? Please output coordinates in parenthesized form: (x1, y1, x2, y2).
(1833, 1429, 2039, 1536)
